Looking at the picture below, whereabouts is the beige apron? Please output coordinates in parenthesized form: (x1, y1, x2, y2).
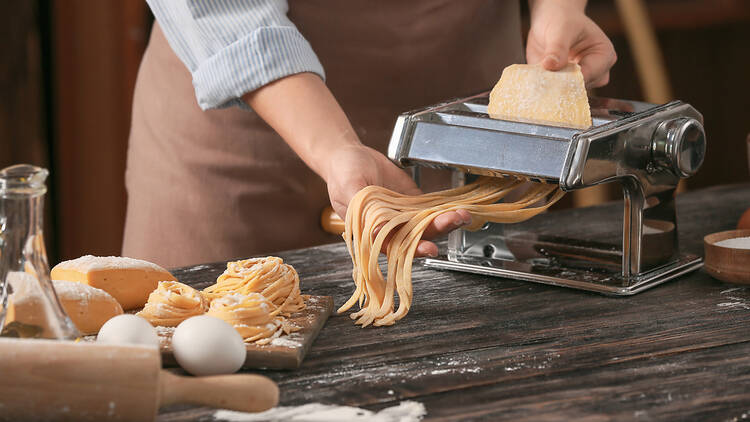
(122, 0, 523, 268)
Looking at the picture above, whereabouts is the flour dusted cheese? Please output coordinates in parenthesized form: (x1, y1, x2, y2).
(51, 255, 177, 310)
(488, 63, 592, 129)
(6, 274, 123, 335)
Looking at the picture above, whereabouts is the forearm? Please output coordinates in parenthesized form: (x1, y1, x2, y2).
(242, 72, 360, 183)
(528, 0, 586, 13)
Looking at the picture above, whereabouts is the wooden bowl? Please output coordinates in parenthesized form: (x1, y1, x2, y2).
(704, 229, 750, 284)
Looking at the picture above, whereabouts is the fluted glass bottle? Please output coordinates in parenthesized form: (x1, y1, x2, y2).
(0, 164, 79, 339)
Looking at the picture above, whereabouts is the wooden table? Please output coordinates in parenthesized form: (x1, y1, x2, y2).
(158, 184, 750, 421)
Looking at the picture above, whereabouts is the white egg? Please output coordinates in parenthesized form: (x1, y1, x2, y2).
(97, 314, 159, 348)
(172, 315, 246, 376)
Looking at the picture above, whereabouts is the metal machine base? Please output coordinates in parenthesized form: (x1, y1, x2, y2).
(424, 254, 703, 296)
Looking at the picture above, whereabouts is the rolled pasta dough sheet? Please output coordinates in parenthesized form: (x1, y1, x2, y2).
(488, 63, 592, 129)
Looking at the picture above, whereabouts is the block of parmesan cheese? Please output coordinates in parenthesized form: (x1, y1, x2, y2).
(51, 255, 176, 310)
(5, 274, 124, 336)
(488, 63, 592, 129)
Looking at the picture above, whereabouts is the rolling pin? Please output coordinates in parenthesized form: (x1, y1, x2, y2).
(0, 338, 278, 421)
(321, 206, 345, 235)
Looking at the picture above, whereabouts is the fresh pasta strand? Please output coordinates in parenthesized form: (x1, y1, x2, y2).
(338, 176, 565, 327)
(203, 256, 305, 316)
(136, 280, 208, 327)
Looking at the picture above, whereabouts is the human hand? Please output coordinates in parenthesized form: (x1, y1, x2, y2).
(323, 144, 471, 257)
(244, 73, 471, 256)
(526, 0, 617, 88)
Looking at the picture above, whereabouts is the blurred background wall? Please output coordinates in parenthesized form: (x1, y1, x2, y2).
(1, 0, 749, 264)
(1, 1, 151, 263)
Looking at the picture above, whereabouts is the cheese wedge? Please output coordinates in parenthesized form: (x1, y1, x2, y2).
(51, 255, 176, 310)
(488, 63, 592, 129)
(53, 280, 124, 334)
(5, 274, 124, 336)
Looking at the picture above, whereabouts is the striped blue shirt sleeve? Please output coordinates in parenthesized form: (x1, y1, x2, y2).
(146, 0, 325, 110)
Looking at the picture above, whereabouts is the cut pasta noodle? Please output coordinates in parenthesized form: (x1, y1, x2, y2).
(338, 176, 565, 327)
(207, 293, 289, 344)
(136, 280, 208, 327)
(203, 256, 305, 316)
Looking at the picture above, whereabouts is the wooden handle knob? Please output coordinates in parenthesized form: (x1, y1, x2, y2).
(159, 370, 278, 413)
(321, 206, 345, 235)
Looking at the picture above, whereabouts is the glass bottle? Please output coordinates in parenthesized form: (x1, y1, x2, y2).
(0, 164, 79, 339)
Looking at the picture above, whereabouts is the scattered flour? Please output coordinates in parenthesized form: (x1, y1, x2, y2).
(721, 287, 743, 295)
(717, 287, 750, 311)
(213, 401, 425, 422)
(181, 264, 212, 272)
(715, 236, 750, 249)
(725, 409, 750, 422)
(503, 352, 561, 372)
(154, 326, 176, 336)
(270, 336, 302, 348)
(717, 301, 750, 310)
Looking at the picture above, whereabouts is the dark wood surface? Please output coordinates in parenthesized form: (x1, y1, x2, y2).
(158, 184, 750, 421)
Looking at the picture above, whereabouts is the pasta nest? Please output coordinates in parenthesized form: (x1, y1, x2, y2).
(136, 280, 208, 327)
(203, 256, 305, 316)
(207, 292, 288, 344)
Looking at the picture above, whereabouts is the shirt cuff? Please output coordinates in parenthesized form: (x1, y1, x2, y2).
(191, 26, 325, 110)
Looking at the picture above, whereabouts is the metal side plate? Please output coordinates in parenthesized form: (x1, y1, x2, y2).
(423, 254, 703, 296)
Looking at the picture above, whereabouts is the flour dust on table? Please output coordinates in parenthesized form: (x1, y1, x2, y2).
(213, 401, 426, 422)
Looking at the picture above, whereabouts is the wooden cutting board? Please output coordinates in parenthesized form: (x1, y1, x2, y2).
(83, 295, 333, 370)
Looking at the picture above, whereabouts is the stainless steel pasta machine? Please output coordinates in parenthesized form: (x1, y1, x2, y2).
(387, 93, 706, 295)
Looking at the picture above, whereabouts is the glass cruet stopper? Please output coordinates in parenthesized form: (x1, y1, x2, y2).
(0, 164, 80, 339)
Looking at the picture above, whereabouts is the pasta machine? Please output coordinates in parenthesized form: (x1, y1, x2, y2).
(387, 93, 706, 295)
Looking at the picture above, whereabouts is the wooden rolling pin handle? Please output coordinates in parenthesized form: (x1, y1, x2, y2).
(159, 370, 279, 413)
(321, 206, 345, 235)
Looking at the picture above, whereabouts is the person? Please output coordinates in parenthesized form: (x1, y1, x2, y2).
(122, 0, 616, 268)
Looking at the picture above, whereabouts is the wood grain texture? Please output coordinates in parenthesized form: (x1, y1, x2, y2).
(0, 339, 160, 422)
(156, 184, 750, 421)
(0, 338, 280, 421)
(159, 371, 278, 414)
